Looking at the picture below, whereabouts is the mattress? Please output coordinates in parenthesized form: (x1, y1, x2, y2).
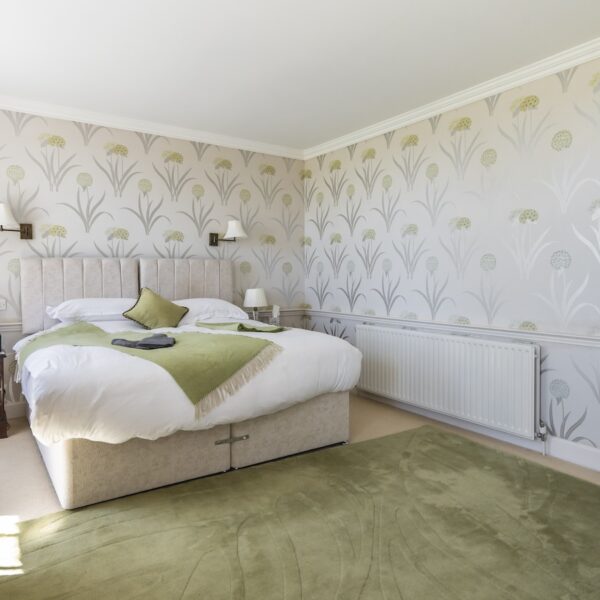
(15, 319, 362, 445)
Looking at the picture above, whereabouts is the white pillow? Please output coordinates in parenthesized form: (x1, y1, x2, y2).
(47, 298, 136, 322)
(176, 298, 248, 325)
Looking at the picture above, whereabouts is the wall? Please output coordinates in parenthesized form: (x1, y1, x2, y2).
(4, 59, 600, 453)
(0, 112, 305, 409)
(303, 58, 600, 449)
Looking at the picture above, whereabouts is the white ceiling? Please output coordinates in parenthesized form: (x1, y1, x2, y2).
(2, 0, 600, 155)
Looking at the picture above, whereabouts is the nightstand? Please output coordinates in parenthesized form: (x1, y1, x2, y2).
(0, 350, 7, 438)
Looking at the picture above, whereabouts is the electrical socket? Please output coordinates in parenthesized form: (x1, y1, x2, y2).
(0, 298, 7, 310)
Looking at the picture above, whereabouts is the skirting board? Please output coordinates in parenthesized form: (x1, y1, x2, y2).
(6, 401, 26, 420)
(546, 435, 600, 473)
(361, 390, 600, 473)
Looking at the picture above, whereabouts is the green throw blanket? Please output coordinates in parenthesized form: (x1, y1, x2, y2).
(18, 322, 281, 417)
(196, 321, 286, 333)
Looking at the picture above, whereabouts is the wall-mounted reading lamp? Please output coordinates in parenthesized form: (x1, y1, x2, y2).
(0, 203, 32, 239)
(209, 220, 247, 246)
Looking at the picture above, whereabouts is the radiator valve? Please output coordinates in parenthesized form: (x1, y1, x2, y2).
(536, 421, 547, 441)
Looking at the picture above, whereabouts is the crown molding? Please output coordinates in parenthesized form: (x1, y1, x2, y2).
(2, 37, 600, 162)
(302, 36, 600, 159)
(0, 95, 304, 160)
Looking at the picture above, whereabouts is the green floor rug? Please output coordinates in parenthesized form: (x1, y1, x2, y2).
(2, 426, 600, 599)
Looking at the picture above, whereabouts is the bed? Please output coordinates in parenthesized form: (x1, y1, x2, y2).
(18, 257, 361, 509)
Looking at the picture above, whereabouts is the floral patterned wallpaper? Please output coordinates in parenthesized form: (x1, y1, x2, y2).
(303, 58, 600, 448)
(3, 58, 600, 451)
(303, 63, 600, 336)
(0, 114, 305, 319)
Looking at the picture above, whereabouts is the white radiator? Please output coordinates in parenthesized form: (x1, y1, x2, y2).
(356, 325, 539, 439)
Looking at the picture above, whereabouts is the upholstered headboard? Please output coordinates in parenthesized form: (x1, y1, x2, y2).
(20, 257, 234, 334)
(139, 258, 233, 302)
(21, 258, 139, 334)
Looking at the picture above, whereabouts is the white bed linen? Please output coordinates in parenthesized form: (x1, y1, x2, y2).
(15, 319, 361, 445)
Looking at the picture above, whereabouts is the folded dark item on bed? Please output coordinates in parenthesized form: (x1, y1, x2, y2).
(196, 321, 286, 333)
(111, 333, 176, 349)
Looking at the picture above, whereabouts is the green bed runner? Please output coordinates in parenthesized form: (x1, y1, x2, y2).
(196, 321, 286, 333)
(18, 322, 281, 417)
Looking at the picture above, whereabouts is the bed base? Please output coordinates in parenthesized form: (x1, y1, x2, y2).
(33, 392, 349, 509)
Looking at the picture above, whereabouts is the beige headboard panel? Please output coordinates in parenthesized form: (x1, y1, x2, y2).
(20, 257, 234, 334)
(139, 258, 233, 302)
(20, 257, 140, 334)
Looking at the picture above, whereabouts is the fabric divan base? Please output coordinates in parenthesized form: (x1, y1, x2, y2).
(35, 423, 231, 509)
(32, 392, 349, 509)
(231, 392, 349, 468)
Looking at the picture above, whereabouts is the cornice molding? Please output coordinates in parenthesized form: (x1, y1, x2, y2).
(0, 95, 304, 160)
(302, 36, 600, 159)
(306, 310, 600, 349)
(1, 37, 600, 163)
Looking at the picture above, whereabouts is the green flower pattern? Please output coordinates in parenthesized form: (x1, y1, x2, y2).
(2, 61, 600, 447)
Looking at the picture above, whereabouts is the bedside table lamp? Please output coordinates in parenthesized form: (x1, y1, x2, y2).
(244, 288, 267, 321)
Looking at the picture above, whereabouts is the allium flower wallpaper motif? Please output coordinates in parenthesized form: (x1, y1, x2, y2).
(303, 58, 600, 448)
(304, 61, 600, 336)
(0, 117, 303, 320)
(3, 57, 600, 449)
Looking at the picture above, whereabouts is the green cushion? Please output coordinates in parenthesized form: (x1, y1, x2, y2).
(123, 288, 188, 329)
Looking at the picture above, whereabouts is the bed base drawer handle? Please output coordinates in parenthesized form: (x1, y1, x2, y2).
(215, 434, 250, 446)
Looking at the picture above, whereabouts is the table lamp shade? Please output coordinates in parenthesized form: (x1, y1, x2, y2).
(244, 288, 267, 308)
(223, 220, 247, 240)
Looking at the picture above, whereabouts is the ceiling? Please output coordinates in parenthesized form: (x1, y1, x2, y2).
(1, 0, 600, 155)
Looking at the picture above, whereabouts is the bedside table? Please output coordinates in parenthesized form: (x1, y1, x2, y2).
(0, 350, 7, 438)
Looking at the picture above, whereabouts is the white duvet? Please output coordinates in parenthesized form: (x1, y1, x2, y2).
(15, 320, 362, 445)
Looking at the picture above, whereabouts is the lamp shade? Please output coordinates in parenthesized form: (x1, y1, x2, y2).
(244, 288, 268, 308)
(0, 203, 17, 228)
(223, 220, 247, 240)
